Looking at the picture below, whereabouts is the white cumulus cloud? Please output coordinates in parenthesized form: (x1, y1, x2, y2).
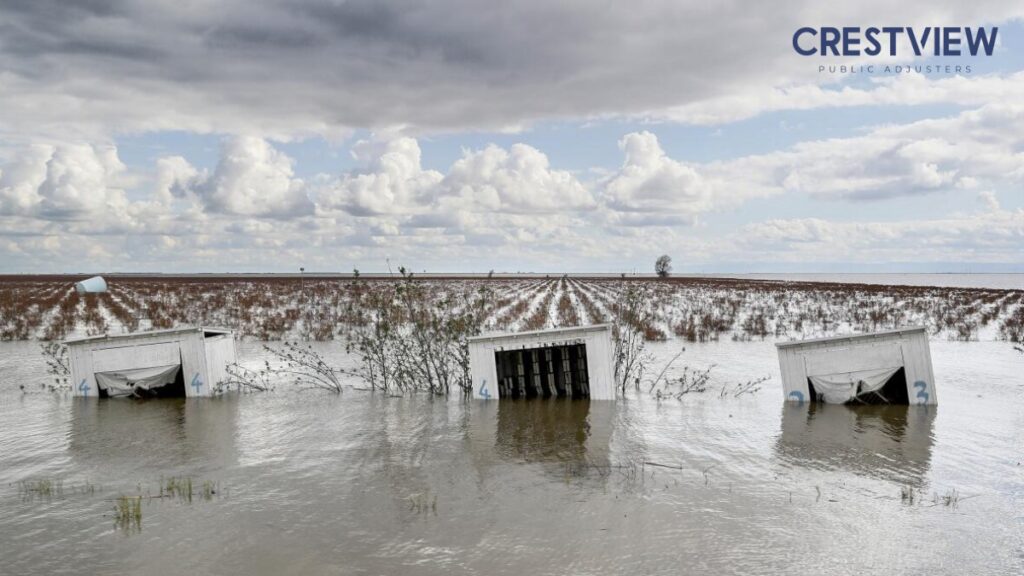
(320, 137, 442, 216)
(602, 131, 714, 223)
(438, 143, 594, 213)
(194, 136, 314, 218)
(0, 143, 130, 218)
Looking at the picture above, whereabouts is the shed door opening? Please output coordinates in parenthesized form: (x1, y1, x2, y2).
(495, 344, 589, 399)
(806, 367, 910, 405)
(94, 365, 185, 398)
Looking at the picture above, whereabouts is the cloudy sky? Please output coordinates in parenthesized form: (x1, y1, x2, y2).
(1, 0, 1022, 273)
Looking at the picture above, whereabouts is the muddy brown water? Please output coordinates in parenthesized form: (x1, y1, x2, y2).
(1, 340, 1022, 575)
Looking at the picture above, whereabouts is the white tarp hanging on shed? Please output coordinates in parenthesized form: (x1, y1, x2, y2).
(808, 366, 901, 404)
(95, 364, 180, 397)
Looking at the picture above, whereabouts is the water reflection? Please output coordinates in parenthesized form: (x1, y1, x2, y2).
(291, 394, 479, 530)
(69, 397, 240, 472)
(469, 400, 613, 473)
(775, 403, 936, 484)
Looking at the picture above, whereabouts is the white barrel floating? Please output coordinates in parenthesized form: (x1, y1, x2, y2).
(74, 276, 108, 294)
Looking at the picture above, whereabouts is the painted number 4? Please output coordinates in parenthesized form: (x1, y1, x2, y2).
(191, 373, 203, 394)
(479, 379, 491, 400)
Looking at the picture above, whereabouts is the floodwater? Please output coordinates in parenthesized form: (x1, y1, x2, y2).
(1, 340, 1022, 575)
(707, 273, 1024, 290)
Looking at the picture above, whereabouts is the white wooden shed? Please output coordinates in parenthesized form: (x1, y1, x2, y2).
(776, 326, 936, 405)
(65, 327, 236, 399)
(468, 324, 615, 400)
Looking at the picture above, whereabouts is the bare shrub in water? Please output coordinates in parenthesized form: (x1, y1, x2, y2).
(39, 341, 70, 392)
(220, 341, 344, 393)
(719, 375, 770, 398)
(612, 286, 653, 393)
(646, 348, 769, 401)
(214, 344, 340, 393)
(263, 341, 345, 393)
(208, 270, 492, 396)
(218, 362, 275, 393)
(651, 364, 714, 401)
(644, 347, 704, 400)
(343, 269, 491, 396)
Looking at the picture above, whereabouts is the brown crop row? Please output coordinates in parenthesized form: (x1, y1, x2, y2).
(0, 275, 1020, 343)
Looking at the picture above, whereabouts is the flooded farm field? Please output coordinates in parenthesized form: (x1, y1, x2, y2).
(1, 276, 1023, 574)
(2, 274, 1023, 343)
(1, 339, 1022, 575)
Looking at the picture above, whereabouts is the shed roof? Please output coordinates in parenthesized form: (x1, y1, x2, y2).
(468, 323, 612, 344)
(774, 326, 927, 349)
(64, 326, 232, 346)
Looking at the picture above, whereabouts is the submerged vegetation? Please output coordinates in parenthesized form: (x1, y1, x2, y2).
(11, 474, 220, 535)
(900, 484, 918, 505)
(18, 478, 64, 500)
(112, 476, 222, 533)
(160, 476, 218, 502)
(16, 478, 96, 502)
(114, 495, 142, 533)
(406, 490, 438, 515)
(900, 485, 966, 509)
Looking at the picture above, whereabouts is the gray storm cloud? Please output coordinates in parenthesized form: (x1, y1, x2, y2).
(3, 0, 1021, 142)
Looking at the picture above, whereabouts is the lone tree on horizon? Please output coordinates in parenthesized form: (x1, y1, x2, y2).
(655, 254, 672, 278)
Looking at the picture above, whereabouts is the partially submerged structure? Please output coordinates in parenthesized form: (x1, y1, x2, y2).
(66, 327, 236, 398)
(468, 324, 615, 400)
(74, 276, 107, 294)
(776, 326, 936, 405)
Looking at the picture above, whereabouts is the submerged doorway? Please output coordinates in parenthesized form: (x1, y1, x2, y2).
(494, 344, 590, 399)
(94, 365, 185, 398)
(805, 367, 910, 405)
